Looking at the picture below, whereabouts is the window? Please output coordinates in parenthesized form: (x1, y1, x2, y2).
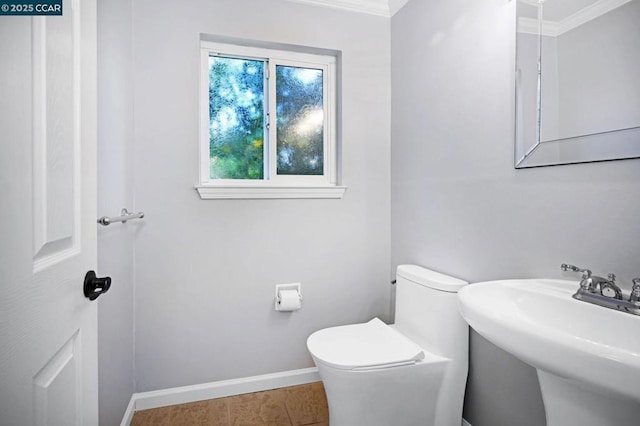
(197, 41, 345, 199)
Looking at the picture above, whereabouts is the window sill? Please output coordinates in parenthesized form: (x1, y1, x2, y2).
(195, 184, 347, 199)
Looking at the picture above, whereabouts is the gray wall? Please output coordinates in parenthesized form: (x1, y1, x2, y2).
(390, 1, 640, 426)
(130, 0, 391, 391)
(96, 0, 391, 419)
(97, 0, 136, 424)
(519, 1, 640, 145)
(516, 33, 559, 149)
(557, 0, 640, 138)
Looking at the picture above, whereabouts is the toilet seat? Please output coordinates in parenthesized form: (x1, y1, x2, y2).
(307, 318, 426, 370)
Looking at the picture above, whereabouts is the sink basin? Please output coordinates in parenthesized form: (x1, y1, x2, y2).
(458, 279, 640, 426)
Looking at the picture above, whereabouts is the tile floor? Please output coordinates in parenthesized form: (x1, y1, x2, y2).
(130, 382, 329, 426)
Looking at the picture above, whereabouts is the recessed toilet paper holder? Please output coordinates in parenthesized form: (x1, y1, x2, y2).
(275, 283, 302, 311)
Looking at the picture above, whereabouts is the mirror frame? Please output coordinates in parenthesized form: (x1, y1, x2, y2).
(514, 0, 640, 168)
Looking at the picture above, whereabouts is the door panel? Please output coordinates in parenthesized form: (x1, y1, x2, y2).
(32, 1, 80, 270)
(0, 0, 98, 425)
(33, 332, 81, 426)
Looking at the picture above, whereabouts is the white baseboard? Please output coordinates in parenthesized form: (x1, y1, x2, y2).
(462, 418, 472, 426)
(120, 367, 320, 426)
(120, 397, 136, 426)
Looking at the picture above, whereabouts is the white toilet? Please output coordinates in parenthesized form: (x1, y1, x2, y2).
(307, 264, 469, 426)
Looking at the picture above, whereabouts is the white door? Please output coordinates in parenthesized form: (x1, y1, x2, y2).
(0, 0, 99, 425)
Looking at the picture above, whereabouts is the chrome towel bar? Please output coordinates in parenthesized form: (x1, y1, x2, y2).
(97, 208, 144, 226)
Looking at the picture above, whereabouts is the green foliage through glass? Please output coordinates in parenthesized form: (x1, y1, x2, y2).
(276, 66, 324, 175)
(209, 56, 264, 179)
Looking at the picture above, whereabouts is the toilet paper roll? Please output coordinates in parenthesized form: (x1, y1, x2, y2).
(278, 289, 301, 311)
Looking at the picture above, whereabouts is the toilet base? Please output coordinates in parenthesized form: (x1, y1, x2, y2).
(315, 357, 448, 426)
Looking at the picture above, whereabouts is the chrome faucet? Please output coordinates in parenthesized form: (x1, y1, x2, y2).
(561, 264, 639, 316)
(597, 273, 623, 300)
(561, 263, 593, 289)
(630, 278, 640, 308)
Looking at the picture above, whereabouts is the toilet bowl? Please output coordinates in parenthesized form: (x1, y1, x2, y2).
(307, 265, 468, 426)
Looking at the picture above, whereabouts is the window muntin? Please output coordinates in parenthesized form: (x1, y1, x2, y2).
(199, 41, 338, 192)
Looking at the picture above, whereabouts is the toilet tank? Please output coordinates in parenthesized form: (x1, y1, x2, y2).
(394, 264, 468, 359)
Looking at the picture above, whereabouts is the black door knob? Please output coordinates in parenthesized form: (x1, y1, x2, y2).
(84, 270, 111, 301)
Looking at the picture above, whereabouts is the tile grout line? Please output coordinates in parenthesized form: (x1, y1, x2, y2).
(282, 390, 294, 426)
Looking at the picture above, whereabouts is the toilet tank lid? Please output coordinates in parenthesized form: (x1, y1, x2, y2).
(397, 264, 468, 292)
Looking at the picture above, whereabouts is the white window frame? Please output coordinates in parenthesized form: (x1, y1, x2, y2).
(196, 41, 346, 199)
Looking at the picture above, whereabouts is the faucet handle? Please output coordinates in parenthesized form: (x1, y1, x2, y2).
(561, 264, 592, 279)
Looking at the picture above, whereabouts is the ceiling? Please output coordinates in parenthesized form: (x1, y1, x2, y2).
(286, 0, 411, 17)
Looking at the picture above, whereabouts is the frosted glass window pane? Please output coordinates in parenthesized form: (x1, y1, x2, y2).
(209, 56, 264, 179)
(276, 65, 324, 175)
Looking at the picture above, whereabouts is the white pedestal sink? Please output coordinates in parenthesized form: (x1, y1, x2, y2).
(458, 279, 640, 426)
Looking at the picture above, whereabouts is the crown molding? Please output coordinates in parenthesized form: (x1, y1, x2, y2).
(518, 0, 541, 6)
(517, 0, 631, 37)
(286, 0, 410, 17)
(517, 17, 560, 36)
(388, 0, 410, 16)
(558, 0, 631, 34)
(287, 0, 388, 16)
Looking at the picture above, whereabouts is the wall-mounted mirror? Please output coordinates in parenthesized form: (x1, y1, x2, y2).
(515, 0, 640, 168)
